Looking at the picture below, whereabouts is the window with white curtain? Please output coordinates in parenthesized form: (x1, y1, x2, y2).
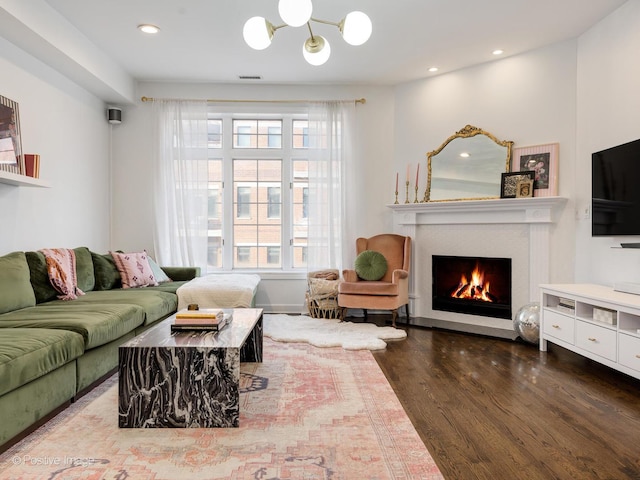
(207, 110, 309, 272)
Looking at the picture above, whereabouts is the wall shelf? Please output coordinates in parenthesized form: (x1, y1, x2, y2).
(0, 170, 49, 188)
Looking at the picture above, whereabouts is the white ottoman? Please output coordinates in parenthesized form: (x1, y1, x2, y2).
(176, 274, 261, 310)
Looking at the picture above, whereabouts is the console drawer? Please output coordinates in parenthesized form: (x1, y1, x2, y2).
(576, 320, 616, 361)
(543, 309, 574, 344)
(619, 334, 640, 373)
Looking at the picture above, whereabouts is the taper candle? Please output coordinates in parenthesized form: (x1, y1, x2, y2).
(406, 164, 410, 183)
(415, 163, 420, 188)
(395, 172, 399, 191)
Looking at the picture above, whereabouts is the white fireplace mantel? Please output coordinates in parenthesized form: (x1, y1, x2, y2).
(388, 197, 568, 336)
(387, 196, 567, 226)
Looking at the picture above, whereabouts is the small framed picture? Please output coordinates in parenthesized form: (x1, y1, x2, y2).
(515, 179, 534, 198)
(500, 171, 535, 199)
(511, 143, 559, 197)
(0, 94, 23, 174)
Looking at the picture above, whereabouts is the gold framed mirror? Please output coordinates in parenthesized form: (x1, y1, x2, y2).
(423, 125, 513, 202)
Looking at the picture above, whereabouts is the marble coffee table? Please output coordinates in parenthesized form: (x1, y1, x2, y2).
(118, 308, 263, 428)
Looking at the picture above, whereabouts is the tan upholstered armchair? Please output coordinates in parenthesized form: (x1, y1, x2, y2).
(338, 234, 411, 327)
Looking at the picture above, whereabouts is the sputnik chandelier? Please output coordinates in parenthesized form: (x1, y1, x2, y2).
(242, 0, 372, 66)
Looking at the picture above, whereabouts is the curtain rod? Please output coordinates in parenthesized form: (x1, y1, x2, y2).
(140, 96, 366, 105)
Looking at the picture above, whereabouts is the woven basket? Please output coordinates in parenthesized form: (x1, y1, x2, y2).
(306, 270, 343, 320)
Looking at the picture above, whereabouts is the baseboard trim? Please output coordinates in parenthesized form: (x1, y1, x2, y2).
(402, 316, 518, 340)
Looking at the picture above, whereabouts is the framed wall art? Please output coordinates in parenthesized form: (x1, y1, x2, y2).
(515, 179, 534, 198)
(500, 171, 535, 199)
(511, 143, 559, 197)
(0, 95, 23, 174)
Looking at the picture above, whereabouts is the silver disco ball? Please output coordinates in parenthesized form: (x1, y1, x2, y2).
(513, 302, 540, 344)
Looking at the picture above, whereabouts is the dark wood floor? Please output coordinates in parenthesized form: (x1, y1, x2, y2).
(360, 316, 640, 480)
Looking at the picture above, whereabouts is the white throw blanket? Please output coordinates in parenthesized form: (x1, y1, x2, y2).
(176, 274, 261, 310)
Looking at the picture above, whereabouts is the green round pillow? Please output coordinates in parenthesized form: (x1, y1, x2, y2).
(354, 250, 388, 281)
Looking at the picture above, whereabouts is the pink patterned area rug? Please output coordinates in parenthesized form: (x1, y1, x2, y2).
(0, 339, 443, 480)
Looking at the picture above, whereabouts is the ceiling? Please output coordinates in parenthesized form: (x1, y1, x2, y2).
(30, 0, 628, 87)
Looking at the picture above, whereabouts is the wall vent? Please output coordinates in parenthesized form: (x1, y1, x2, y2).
(238, 75, 262, 80)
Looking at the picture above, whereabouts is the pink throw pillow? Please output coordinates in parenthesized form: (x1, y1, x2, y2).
(109, 251, 159, 289)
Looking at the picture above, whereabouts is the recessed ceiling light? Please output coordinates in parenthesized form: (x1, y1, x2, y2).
(428, 67, 439, 73)
(138, 24, 160, 34)
(492, 49, 504, 56)
(459, 152, 470, 158)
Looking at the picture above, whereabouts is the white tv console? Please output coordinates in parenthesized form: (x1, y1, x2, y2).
(540, 284, 640, 380)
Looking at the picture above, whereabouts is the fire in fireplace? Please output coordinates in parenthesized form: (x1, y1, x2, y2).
(432, 255, 512, 319)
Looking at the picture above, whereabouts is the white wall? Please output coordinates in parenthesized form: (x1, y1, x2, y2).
(0, 37, 111, 255)
(111, 82, 395, 312)
(575, 0, 640, 285)
(393, 40, 579, 289)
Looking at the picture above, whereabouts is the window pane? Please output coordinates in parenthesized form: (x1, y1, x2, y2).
(267, 186, 281, 218)
(292, 159, 308, 268)
(233, 159, 282, 268)
(236, 245, 254, 266)
(267, 246, 281, 265)
(207, 159, 223, 269)
(237, 186, 251, 218)
(268, 126, 281, 148)
(208, 119, 222, 148)
(259, 120, 281, 148)
(233, 119, 282, 149)
(208, 237, 222, 269)
(292, 119, 308, 149)
(237, 125, 251, 147)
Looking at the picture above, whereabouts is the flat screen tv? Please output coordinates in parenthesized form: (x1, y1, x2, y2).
(592, 138, 640, 236)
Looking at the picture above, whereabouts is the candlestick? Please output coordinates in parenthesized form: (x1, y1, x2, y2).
(404, 180, 410, 204)
(394, 172, 399, 204)
(414, 185, 419, 203)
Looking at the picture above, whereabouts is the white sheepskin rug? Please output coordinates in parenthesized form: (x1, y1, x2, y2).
(263, 314, 407, 350)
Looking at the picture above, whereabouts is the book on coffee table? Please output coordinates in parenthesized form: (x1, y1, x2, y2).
(171, 311, 232, 332)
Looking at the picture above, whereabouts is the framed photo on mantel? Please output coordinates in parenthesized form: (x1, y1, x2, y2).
(0, 94, 24, 174)
(511, 143, 559, 197)
(500, 171, 535, 199)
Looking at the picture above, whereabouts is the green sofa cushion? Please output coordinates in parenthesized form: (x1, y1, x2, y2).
(74, 247, 95, 292)
(25, 251, 57, 304)
(44, 289, 178, 326)
(0, 328, 84, 396)
(160, 266, 201, 281)
(0, 303, 145, 349)
(91, 252, 122, 290)
(0, 252, 36, 314)
(26, 247, 95, 302)
(143, 280, 191, 294)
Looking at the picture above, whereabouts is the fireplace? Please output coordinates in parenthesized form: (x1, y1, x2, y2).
(432, 255, 512, 320)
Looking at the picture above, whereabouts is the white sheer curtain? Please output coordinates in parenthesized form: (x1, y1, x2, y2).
(306, 101, 357, 272)
(151, 99, 209, 270)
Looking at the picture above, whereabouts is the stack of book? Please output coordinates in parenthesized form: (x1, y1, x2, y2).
(23, 154, 40, 178)
(171, 308, 231, 332)
(556, 297, 576, 314)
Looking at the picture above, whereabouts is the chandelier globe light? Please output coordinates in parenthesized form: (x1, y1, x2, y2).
(340, 11, 372, 46)
(303, 35, 331, 66)
(243, 16, 275, 50)
(278, 0, 312, 27)
(242, 1, 371, 66)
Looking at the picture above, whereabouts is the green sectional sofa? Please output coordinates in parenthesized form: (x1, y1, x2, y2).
(0, 248, 199, 450)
